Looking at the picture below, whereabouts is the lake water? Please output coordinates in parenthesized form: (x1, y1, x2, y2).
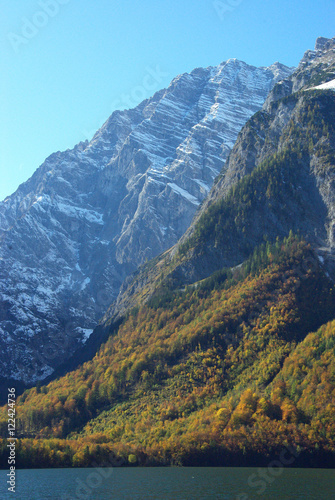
(0, 467, 334, 499)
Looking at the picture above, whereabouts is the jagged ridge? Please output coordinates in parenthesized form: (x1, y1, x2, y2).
(107, 37, 335, 320)
(0, 59, 292, 383)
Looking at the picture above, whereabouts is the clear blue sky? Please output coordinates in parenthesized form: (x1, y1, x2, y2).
(1, 0, 334, 201)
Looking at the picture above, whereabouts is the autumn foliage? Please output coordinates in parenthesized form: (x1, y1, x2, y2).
(0, 236, 335, 468)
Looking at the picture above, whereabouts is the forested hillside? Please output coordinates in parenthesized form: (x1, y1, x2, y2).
(1, 236, 335, 467)
(106, 40, 335, 320)
(1, 37, 335, 470)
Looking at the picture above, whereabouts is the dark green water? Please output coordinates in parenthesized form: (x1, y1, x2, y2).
(0, 467, 334, 499)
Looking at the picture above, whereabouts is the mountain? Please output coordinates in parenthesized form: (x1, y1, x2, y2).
(0, 59, 292, 384)
(1, 236, 335, 468)
(107, 36, 335, 321)
(0, 36, 335, 470)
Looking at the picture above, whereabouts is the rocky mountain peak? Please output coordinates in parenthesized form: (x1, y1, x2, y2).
(0, 58, 292, 384)
(315, 36, 334, 51)
(107, 35, 335, 322)
(263, 36, 335, 110)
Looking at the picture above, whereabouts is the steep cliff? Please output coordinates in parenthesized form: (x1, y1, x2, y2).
(107, 37, 335, 321)
(0, 59, 291, 383)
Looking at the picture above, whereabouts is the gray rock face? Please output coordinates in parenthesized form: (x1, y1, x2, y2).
(107, 37, 335, 321)
(263, 36, 335, 109)
(202, 37, 335, 227)
(0, 59, 292, 384)
(315, 36, 334, 51)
